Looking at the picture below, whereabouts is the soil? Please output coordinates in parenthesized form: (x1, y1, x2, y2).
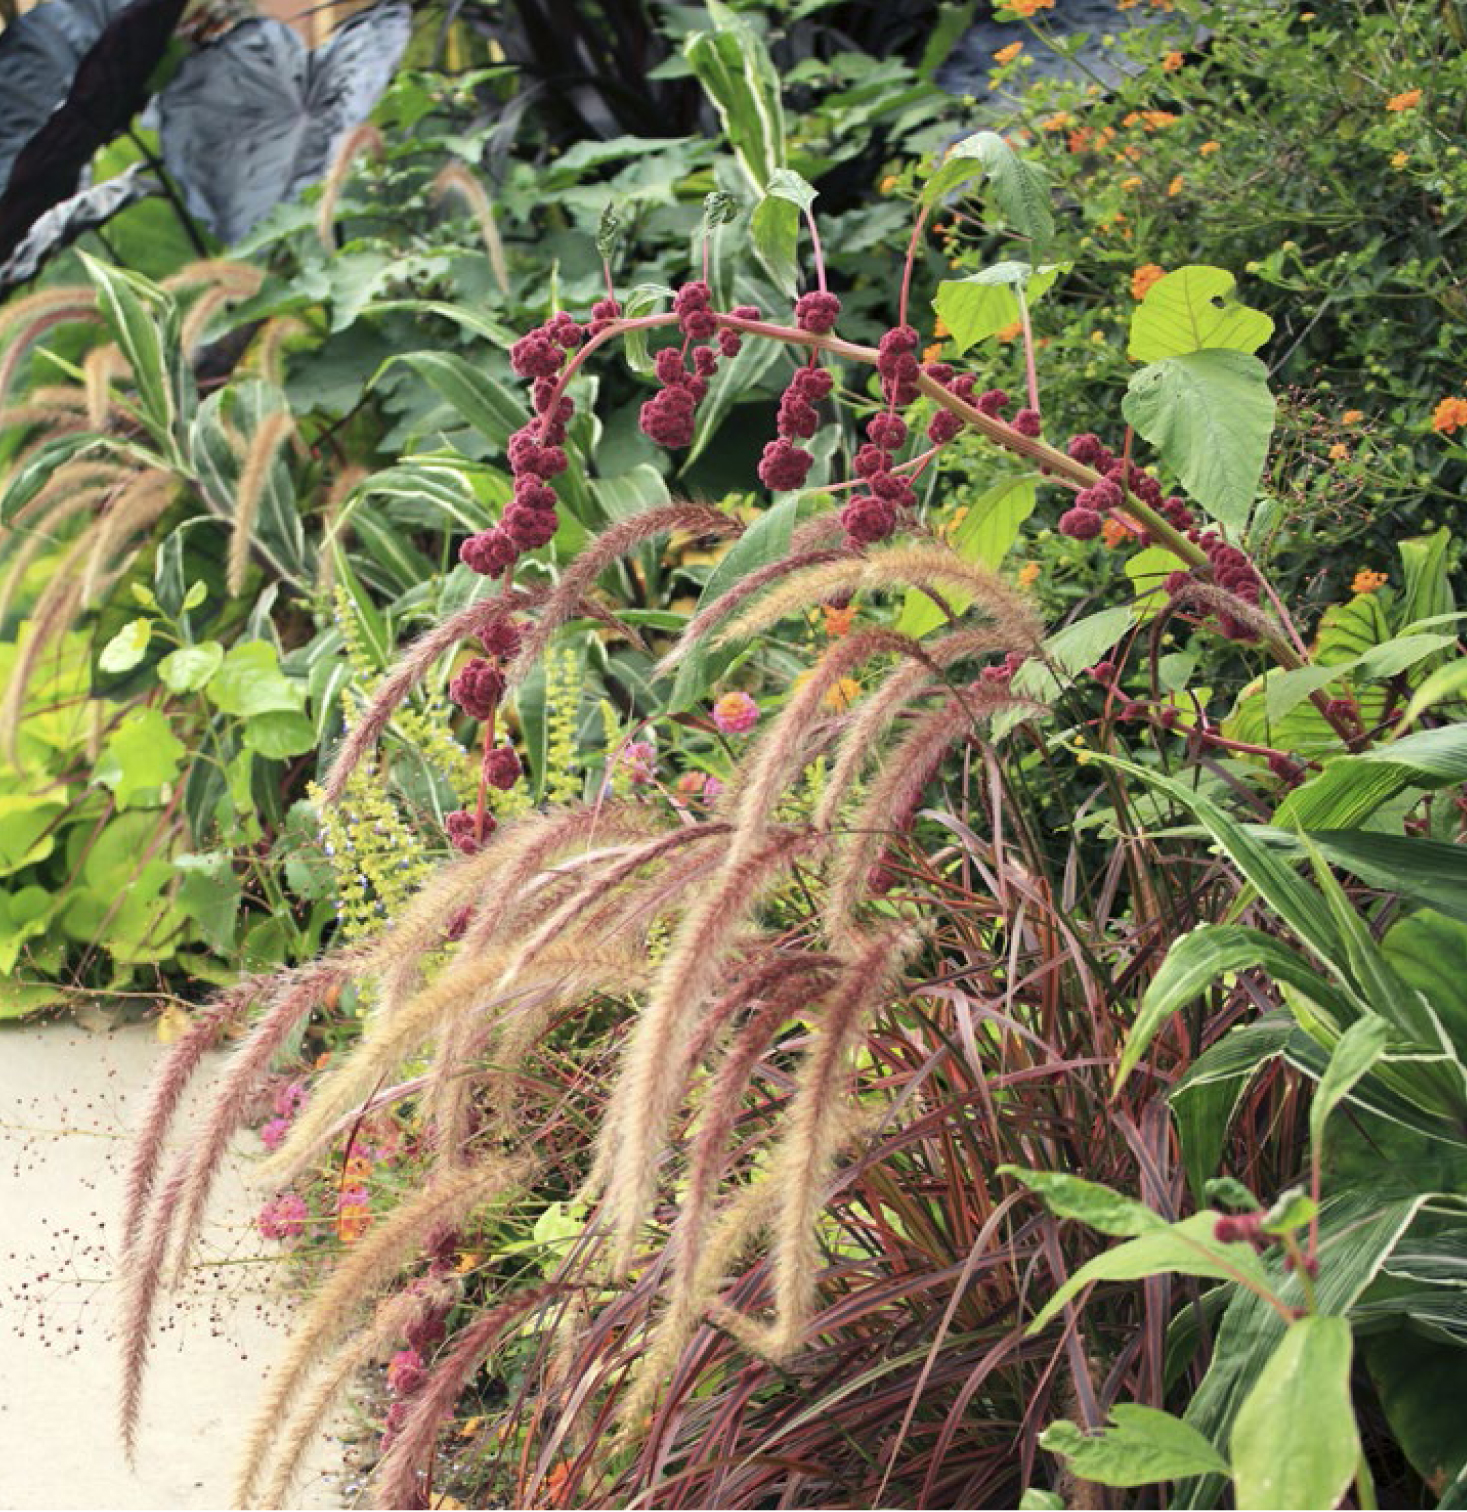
(0, 1018, 346, 1511)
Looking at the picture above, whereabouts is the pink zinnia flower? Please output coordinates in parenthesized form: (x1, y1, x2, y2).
(259, 1116, 290, 1151)
(273, 1079, 308, 1119)
(711, 691, 759, 734)
(616, 740, 656, 784)
(257, 1192, 308, 1242)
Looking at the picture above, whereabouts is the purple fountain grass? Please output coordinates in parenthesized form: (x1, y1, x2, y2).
(371, 1283, 562, 1510)
(507, 501, 743, 686)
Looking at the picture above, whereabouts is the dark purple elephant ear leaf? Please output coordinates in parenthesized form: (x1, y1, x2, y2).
(155, 0, 410, 244)
(0, 163, 151, 291)
(0, 0, 187, 264)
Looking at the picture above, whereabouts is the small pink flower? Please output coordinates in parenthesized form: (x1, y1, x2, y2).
(711, 691, 759, 735)
(259, 1116, 290, 1151)
(387, 1348, 427, 1396)
(616, 740, 656, 784)
(257, 1192, 308, 1242)
(273, 1079, 308, 1118)
(703, 775, 725, 800)
(336, 1183, 370, 1211)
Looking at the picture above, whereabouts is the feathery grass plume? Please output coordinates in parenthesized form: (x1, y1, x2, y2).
(372, 1284, 561, 1510)
(654, 547, 851, 675)
(1173, 580, 1280, 644)
(156, 962, 355, 1292)
(813, 624, 1036, 831)
(178, 286, 238, 359)
(432, 160, 510, 294)
(163, 259, 267, 300)
(507, 502, 743, 687)
(713, 542, 1039, 655)
(80, 469, 174, 604)
(233, 1154, 535, 1509)
(591, 826, 827, 1270)
(315, 123, 385, 250)
(80, 343, 126, 428)
(260, 1278, 456, 1509)
(0, 293, 99, 406)
(0, 531, 88, 763)
(0, 481, 117, 627)
(749, 925, 923, 1360)
(825, 692, 1019, 945)
(253, 315, 308, 389)
(320, 592, 538, 803)
(119, 983, 266, 1259)
(7, 458, 125, 530)
(227, 411, 294, 596)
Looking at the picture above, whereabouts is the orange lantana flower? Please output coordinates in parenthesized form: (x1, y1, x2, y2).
(1162, 50, 1184, 72)
(1100, 517, 1131, 548)
(1006, 0, 1055, 15)
(1386, 88, 1422, 112)
(1351, 569, 1388, 595)
(1017, 562, 1041, 588)
(1131, 263, 1167, 300)
(994, 41, 1024, 64)
(1200, 139, 1221, 156)
(1341, 409, 1364, 424)
(1431, 397, 1467, 435)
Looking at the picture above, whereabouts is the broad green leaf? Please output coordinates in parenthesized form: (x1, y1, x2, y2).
(1258, 1187, 1316, 1237)
(685, 5, 785, 195)
(94, 707, 186, 809)
(1399, 656, 1467, 732)
(1397, 526, 1455, 638)
(1381, 910, 1467, 1057)
(1316, 589, 1392, 665)
(1125, 544, 1178, 621)
(1355, 632, 1457, 679)
(897, 475, 1036, 637)
(1000, 1166, 1166, 1236)
(1230, 1316, 1358, 1512)
(384, 351, 528, 449)
(921, 131, 1053, 256)
(1276, 724, 1467, 830)
(669, 496, 794, 711)
(99, 619, 152, 674)
(765, 167, 816, 212)
(0, 794, 65, 876)
(1206, 1177, 1262, 1212)
(1310, 1014, 1392, 1153)
(1026, 1212, 1271, 1334)
(1128, 265, 1274, 361)
(157, 641, 224, 694)
(1014, 606, 1135, 700)
(174, 851, 240, 953)
(79, 252, 178, 446)
(206, 641, 304, 718)
(751, 193, 800, 297)
(1265, 662, 1348, 723)
(242, 710, 317, 760)
(1284, 831, 1467, 926)
(932, 262, 1066, 353)
(589, 465, 671, 522)
(1041, 1405, 1230, 1488)
(1361, 1326, 1467, 1495)
(1123, 350, 1275, 534)
(1118, 924, 1359, 1089)
(1016, 1493, 1064, 1511)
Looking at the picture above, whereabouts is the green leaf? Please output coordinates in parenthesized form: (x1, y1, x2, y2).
(897, 475, 1036, 637)
(1014, 606, 1135, 700)
(1128, 265, 1274, 361)
(94, 707, 186, 809)
(1017, 1493, 1064, 1511)
(1397, 526, 1455, 638)
(1025, 1212, 1271, 1335)
(1258, 1187, 1316, 1237)
(931, 261, 1066, 354)
(596, 202, 623, 261)
(1398, 656, 1467, 732)
(590, 465, 671, 522)
(1118, 924, 1359, 1089)
(206, 641, 305, 718)
(1310, 1014, 1393, 1154)
(181, 580, 207, 612)
(1123, 350, 1275, 534)
(921, 131, 1053, 255)
(384, 351, 528, 449)
(685, 7, 785, 195)
(242, 710, 317, 760)
(1361, 1326, 1467, 1495)
(174, 851, 240, 954)
(1276, 724, 1467, 830)
(1381, 910, 1467, 1056)
(669, 497, 794, 711)
(765, 167, 816, 212)
(1000, 1166, 1166, 1236)
(99, 619, 153, 674)
(79, 252, 178, 445)
(1230, 1316, 1358, 1512)
(751, 193, 800, 297)
(1041, 1406, 1230, 1488)
(157, 641, 224, 694)
(1206, 1177, 1262, 1213)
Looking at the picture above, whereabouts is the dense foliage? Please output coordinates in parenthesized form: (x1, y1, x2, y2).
(2, 0, 1465, 1508)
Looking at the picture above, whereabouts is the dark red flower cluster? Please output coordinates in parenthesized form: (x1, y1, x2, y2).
(482, 744, 521, 790)
(794, 290, 841, 334)
(876, 324, 921, 407)
(1192, 527, 1262, 639)
(757, 361, 833, 491)
(639, 286, 758, 451)
(462, 315, 585, 580)
(449, 658, 505, 721)
(445, 808, 495, 855)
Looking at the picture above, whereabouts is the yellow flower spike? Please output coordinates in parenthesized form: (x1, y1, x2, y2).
(1341, 409, 1364, 424)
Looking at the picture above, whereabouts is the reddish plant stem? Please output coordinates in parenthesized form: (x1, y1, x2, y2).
(804, 206, 829, 294)
(1016, 285, 1040, 414)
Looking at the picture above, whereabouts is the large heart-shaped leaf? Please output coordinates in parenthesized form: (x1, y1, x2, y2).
(1128, 265, 1274, 361)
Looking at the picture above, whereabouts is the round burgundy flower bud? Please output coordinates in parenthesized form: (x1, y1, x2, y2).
(459, 528, 519, 578)
(1130, 471, 1164, 507)
(387, 1349, 427, 1396)
(450, 658, 506, 720)
(672, 280, 711, 314)
(791, 365, 834, 401)
(513, 476, 558, 512)
(794, 290, 842, 333)
(445, 809, 493, 855)
(923, 360, 954, 384)
(870, 470, 915, 507)
(853, 443, 891, 479)
(877, 324, 919, 356)
(482, 743, 522, 790)
(654, 347, 687, 385)
(1164, 571, 1191, 594)
(503, 504, 559, 551)
(1011, 407, 1043, 437)
(639, 387, 697, 448)
(590, 297, 621, 322)
(693, 345, 719, 378)
(757, 438, 814, 492)
(866, 412, 908, 450)
(717, 329, 743, 358)
(480, 618, 523, 660)
(509, 332, 562, 379)
(1158, 706, 1180, 729)
(404, 1306, 448, 1355)
(1058, 506, 1103, 540)
(928, 410, 964, 444)
(1089, 477, 1124, 510)
(547, 311, 584, 349)
(1066, 432, 1106, 465)
(730, 303, 761, 322)
(777, 395, 819, 440)
(682, 307, 718, 341)
(840, 494, 897, 546)
(976, 388, 1009, 416)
